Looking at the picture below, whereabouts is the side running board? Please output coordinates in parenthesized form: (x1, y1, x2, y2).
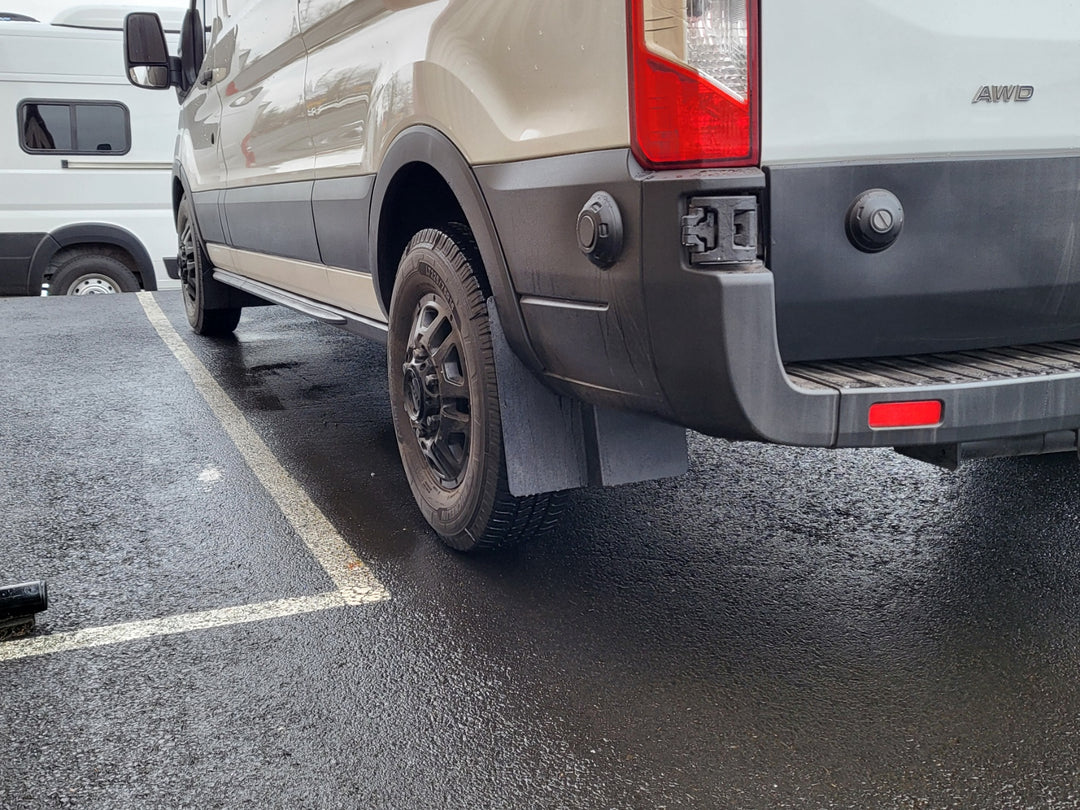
(212, 268, 388, 344)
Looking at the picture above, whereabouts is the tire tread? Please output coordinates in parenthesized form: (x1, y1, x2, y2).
(394, 225, 565, 552)
(177, 195, 241, 336)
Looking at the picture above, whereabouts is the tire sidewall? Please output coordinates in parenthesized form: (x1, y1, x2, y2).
(50, 254, 139, 295)
(176, 196, 240, 335)
(176, 197, 204, 329)
(388, 231, 502, 546)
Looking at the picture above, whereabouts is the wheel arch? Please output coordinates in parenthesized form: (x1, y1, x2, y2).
(369, 126, 542, 372)
(29, 223, 158, 292)
(172, 173, 187, 225)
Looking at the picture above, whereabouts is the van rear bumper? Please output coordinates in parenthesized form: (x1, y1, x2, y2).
(644, 260, 1080, 449)
(478, 149, 1080, 451)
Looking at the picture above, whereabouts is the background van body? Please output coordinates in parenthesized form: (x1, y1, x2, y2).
(0, 6, 182, 296)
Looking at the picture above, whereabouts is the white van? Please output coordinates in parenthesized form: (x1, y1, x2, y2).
(0, 5, 182, 295)
(125, 1, 1080, 551)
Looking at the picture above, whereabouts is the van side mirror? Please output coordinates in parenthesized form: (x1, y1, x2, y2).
(124, 13, 173, 90)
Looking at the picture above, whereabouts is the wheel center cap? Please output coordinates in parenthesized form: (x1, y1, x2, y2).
(404, 367, 426, 422)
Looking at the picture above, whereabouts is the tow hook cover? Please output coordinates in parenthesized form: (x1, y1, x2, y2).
(846, 188, 904, 253)
(576, 191, 624, 269)
(681, 196, 758, 265)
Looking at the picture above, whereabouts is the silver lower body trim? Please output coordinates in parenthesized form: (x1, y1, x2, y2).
(212, 268, 388, 344)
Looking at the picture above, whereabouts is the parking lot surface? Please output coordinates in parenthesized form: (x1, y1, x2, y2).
(3, 292, 1080, 808)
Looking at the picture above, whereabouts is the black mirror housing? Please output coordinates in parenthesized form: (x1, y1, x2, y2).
(178, 8, 205, 92)
(124, 12, 173, 90)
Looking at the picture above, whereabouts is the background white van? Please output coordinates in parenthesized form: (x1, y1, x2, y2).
(0, 5, 182, 295)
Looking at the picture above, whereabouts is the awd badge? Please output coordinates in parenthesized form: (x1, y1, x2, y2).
(972, 85, 1035, 103)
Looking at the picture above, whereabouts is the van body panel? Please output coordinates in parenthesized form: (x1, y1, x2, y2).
(206, 244, 329, 302)
(768, 156, 1080, 362)
(221, 181, 320, 264)
(311, 175, 374, 272)
(759, 0, 1080, 163)
(296, 0, 629, 175)
(207, 0, 317, 188)
(757, 0, 1080, 363)
(176, 79, 227, 195)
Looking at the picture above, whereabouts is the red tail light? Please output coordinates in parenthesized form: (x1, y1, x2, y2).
(628, 0, 759, 169)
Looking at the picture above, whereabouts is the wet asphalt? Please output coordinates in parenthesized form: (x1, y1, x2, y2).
(3, 292, 1080, 809)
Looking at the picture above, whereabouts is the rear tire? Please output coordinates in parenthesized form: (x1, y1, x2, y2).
(48, 251, 140, 295)
(177, 194, 241, 336)
(387, 226, 563, 551)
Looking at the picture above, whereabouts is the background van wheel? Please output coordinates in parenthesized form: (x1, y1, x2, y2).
(176, 194, 241, 336)
(48, 252, 140, 295)
(388, 225, 563, 551)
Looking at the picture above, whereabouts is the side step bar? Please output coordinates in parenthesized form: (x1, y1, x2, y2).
(212, 269, 388, 344)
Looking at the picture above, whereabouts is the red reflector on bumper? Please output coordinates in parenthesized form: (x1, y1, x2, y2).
(868, 400, 943, 429)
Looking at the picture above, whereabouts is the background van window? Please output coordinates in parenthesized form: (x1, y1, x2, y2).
(19, 101, 130, 155)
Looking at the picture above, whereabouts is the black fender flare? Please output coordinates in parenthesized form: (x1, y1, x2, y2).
(29, 223, 158, 292)
(172, 162, 189, 223)
(368, 125, 542, 372)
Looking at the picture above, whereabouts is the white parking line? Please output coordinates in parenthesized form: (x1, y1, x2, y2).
(0, 295, 390, 664)
(0, 593, 363, 662)
(138, 293, 388, 606)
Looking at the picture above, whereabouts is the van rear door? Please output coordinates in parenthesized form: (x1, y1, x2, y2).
(760, 0, 1080, 163)
(758, 0, 1080, 362)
